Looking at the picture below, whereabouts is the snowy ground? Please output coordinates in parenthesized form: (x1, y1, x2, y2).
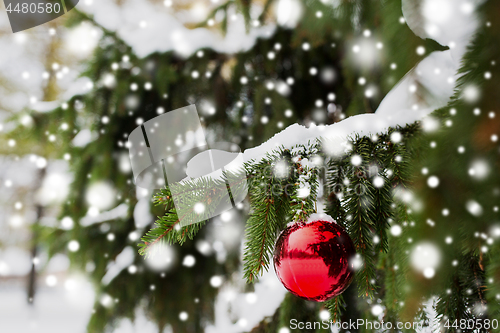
(0, 283, 94, 333)
(0, 268, 288, 333)
(0, 282, 165, 333)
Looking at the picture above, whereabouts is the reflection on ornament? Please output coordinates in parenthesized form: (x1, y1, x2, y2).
(273, 218, 355, 301)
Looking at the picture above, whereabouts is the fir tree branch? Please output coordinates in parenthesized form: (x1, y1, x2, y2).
(367, 174, 393, 254)
(324, 295, 345, 323)
(243, 154, 293, 283)
(343, 137, 377, 298)
(139, 172, 248, 256)
(485, 242, 500, 330)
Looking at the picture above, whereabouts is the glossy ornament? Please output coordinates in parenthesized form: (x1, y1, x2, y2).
(273, 218, 356, 301)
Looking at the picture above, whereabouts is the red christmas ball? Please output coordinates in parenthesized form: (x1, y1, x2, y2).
(273, 217, 356, 301)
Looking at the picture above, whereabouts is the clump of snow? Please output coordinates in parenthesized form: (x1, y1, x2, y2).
(101, 246, 135, 286)
(403, 0, 479, 68)
(82, 0, 276, 58)
(306, 213, 337, 224)
(243, 110, 428, 164)
(300, 158, 315, 169)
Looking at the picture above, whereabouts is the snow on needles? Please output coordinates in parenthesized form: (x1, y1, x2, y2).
(242, 108, 430, 163)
